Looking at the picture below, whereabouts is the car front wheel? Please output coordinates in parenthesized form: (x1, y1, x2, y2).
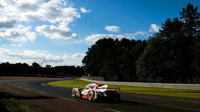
(72, 90, 77, 97)
(88, 91, 93, 101)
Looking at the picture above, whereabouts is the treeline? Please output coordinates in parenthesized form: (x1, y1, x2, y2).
(82, 38, 147, 81)
(82, 3, 200, 83)
(0, 62, 84, 77)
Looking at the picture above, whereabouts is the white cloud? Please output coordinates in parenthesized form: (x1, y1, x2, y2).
(85, 23, 161, 45)
(0, 0, 81, 41)
(149, 24, 160, 32)
(134, 31, 147, 36)
(0, 24, 36, 42)
(85, 34, 135, 44)
(126, 31, 147, 37)
(80, 7, 90, 13)
(84, 30, 151, 45)
(105, 25, 120, 32)
(72, 53, 85, 58)
(36, 22, 78, 40)
(0, 0, 80, 23)
(0, 47, 85, 66)
(6, 43, 23, 47)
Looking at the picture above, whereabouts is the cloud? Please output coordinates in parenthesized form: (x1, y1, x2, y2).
(0, 0, 81, 41)
(0, 24, 36, 42)
(72, 53, 85, 58)
(0, 0, 80, 23)
(85, 34, 135, 44)
(0, 47, 85, 66)
(36, 22, 78, 40)
(134, 31, 147, 36)
(80, 7, 90, 13)
(84, 30, 151, 45)
(149, 24, 160, 32)
(0, 20, 17, 30)
(105, 25, 120, 32)
(85, 23, 161, 45)
(126, 31, 147, 36)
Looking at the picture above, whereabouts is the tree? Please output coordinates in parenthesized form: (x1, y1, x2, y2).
(82, 38, 147, 81)
(29, 62, 40, 74)
(179, 3, 200, 82)
(191, 32, 200, 82)
(136, 34, 172, 82)
(160, 18, 183, 38)
(179, 3, 200, 37)
(46, 65, 51, 68)
(136, 3, 200, 83)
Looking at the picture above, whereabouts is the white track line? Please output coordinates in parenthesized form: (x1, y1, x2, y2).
(106, 108, 121, 112)
(41, 83, 47, 86)
(37, 91, 47, 94)
(59, 97, 76, 102)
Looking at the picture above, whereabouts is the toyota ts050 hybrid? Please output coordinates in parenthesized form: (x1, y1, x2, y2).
(72, 83, 120, 102)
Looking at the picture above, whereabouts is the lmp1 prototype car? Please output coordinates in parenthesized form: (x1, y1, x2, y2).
(72, 83, 120, 102)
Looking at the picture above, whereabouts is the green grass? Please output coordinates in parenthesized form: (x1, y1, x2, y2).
(47, 79, 200, 99)
(0, 90, 31, 112)
(2, 98, 31, 112)
(118, 86, 200, 99)
(47, 79, 91, 88)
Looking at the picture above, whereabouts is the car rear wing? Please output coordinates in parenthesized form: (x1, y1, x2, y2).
(93, 85, 120, 100)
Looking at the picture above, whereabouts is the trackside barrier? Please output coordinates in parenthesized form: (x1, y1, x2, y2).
(80, 78, 200, 90)
(81, 76, 104, 81)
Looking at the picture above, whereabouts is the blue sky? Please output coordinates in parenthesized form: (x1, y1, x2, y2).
(0, 0, 199, 66)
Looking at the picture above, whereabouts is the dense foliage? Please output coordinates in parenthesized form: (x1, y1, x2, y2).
(82, 38, 147, 81)
(83, 3, 200, 83)
(0, 62, 84, 77)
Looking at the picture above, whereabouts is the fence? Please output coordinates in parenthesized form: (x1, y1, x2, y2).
(81, 78, 200, 90)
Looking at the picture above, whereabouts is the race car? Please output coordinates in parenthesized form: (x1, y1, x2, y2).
(72, 83, 120, 102)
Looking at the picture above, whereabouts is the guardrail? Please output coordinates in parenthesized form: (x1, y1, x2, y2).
(81, 76, 104, 81)
(81, 78, 200, 90)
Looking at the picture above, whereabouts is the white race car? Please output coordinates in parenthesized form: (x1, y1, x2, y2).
(72, 83, 120, 102)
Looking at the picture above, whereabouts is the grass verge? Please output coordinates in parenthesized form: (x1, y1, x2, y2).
(47, 79, 200, 99)
(0, 90, 31, 112)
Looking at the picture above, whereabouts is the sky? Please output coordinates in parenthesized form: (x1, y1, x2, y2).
(0, 0, 199, 66)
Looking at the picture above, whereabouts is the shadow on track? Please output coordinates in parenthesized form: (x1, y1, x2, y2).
(119, 99, 148, 106)
(0, 91, 54, 100)
(92, 99, 148, 106)
(12, 95, 54, 100)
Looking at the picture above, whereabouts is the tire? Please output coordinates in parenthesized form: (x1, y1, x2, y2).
(88, 91, 93, 101)
(79, 91, 82, 98)
(72, 90, 77, 97)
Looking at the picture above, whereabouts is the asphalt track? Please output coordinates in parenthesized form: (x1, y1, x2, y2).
(0, 78, 200, 112)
